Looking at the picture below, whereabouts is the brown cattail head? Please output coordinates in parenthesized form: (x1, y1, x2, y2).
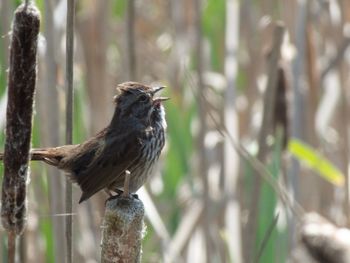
(1, 3, 40, 235)
(273, 66, 289, 149)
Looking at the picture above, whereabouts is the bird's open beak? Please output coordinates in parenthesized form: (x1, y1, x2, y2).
(151, 86, 169, 105)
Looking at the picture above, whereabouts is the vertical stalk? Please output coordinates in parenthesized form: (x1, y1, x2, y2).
(65, 0, 75, 262)
(245, 22, 285, 263)
(43, 0, 65, 258)
(8, 232, 16, 263)
(1, 2, 40, 262)
(224, 0, 242, 262)
(289, 0, 307, 250)
(126, 0, 136, 80)
(194, 0, 210, 261)
(290, 0, 307, 201)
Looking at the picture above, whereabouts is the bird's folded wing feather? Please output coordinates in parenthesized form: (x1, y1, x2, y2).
(76, 131, 142, 203)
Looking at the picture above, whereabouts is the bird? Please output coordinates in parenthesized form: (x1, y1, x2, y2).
(10, 82, 168, 203)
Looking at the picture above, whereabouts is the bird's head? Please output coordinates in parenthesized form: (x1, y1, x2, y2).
(113, 82, 168, 127)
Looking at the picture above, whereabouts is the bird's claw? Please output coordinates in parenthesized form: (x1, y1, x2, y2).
(104, 190, 138, 205)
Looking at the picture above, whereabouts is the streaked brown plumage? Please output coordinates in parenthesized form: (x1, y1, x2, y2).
(29, 82, 168, 203)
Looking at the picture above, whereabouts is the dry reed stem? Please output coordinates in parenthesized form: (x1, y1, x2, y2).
(245, 22, 285, 262)
(65, 0, 76, 261)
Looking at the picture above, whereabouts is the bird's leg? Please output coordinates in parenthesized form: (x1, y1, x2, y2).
(120, 170, 138, 198)
(105, 170, 138, 204)
(122, 170, 131, 197)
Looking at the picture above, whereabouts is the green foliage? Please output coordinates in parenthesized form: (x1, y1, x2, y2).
(162, 91, 195, 197)
(40, 217, 55, 263)
(202, 0, 226, 72)
(243, 132, 287, 263)
(1, 236, 8, 262)
(160, 86, 196, 233)
(288, 138, 345, 186)
(112, 0, 127, 19)
(34, 0, 44, 16)
(237, 67, 248, 92)
(256, 131, 287, 263)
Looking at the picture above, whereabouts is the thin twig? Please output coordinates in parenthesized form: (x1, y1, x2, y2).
(65, 0, 75, 262)
(320, 36, 350, 81)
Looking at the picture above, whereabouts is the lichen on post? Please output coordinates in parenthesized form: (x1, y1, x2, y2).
(101, 196, 145, 263)
(1, 1, 40, 237)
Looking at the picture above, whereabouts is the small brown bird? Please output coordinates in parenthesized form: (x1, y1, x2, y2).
(25, 82, 168, 203)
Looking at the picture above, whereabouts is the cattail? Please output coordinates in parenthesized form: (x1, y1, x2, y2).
(273, 66, 289, 149)
(1, 2, 40, 236)
(101, 197, 145, 263)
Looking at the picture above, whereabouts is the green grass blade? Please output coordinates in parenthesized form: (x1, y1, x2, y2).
(255, 213, 279, 263)
(288, 138, 344, 186)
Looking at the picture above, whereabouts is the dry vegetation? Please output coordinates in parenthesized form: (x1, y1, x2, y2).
(1, 0, 350, 262)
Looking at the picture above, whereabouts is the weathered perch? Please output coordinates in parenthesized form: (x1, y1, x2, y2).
(101, 196, 145, 263)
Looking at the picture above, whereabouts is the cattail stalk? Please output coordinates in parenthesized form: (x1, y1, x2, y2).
(245, 22, 285, 262)
(101, 196, 145, 263)
(0, 2, 40, 262)
(65, 0, 76, 261)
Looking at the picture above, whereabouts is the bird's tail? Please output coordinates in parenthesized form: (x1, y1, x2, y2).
(31, 146, 78, 166)
(30, 148, 60, 165)
(0, 149, 57, 165)
(0, 147, 72, 167)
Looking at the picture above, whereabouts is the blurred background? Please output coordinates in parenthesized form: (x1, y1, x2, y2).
(1, 0, 350, 262)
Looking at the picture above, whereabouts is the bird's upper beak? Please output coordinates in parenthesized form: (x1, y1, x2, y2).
(151, 86, 170, 105)
(151, 86, 166, 95)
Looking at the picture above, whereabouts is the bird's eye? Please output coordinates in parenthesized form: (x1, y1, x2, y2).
(138, 94, 148, 102)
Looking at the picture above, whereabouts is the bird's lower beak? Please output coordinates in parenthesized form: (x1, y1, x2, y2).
(153, 97, 170, 105)
(151, 86, 169, 105)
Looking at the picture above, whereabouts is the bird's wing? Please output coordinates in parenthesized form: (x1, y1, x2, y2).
(76, 131, 143, 203)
